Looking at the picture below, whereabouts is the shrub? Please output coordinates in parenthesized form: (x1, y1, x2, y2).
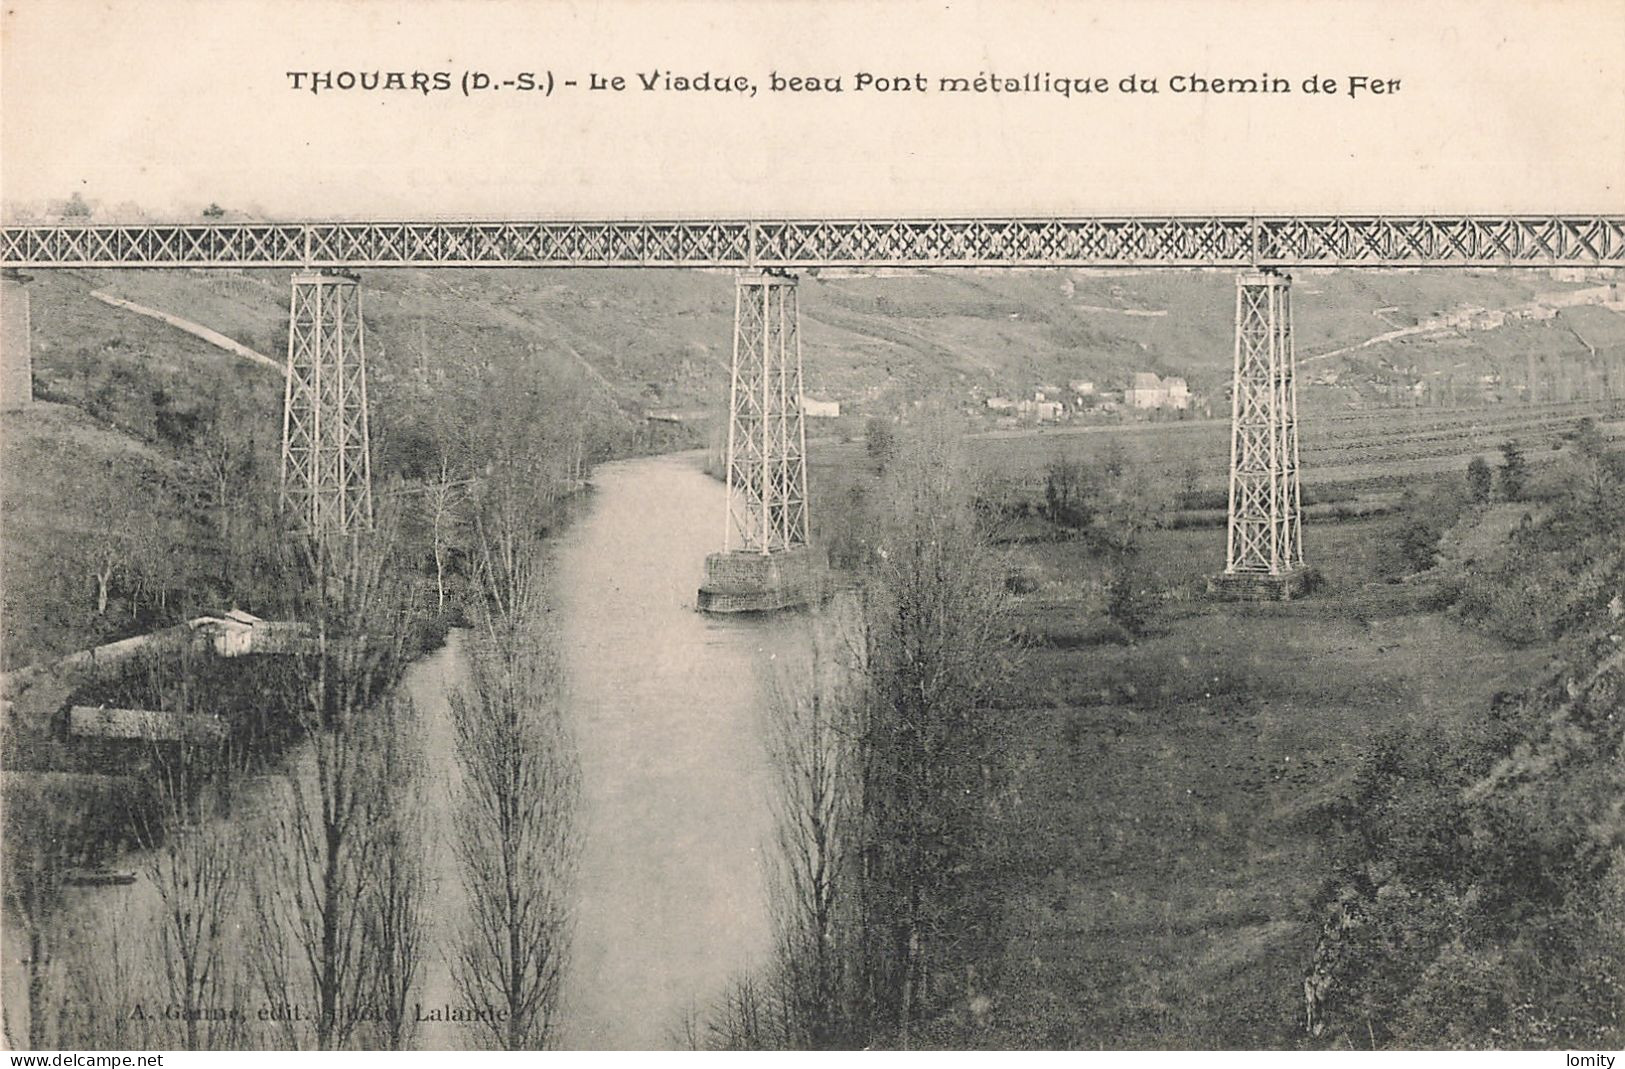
(1466, 456, 1493, 503)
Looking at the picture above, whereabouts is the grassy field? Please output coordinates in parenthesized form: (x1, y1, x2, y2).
(799, 406, 1596, 1047)
(923, 512, 1550, 1048)
(810, 397, 1624, 509)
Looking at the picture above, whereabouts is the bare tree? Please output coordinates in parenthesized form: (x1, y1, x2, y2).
(249, 514, 419, 1049)
(718, 419, 1020, 1050)
(854, 417, 1017, 1046)
(759, 609, 868, 1048)
(425, 456, 466, 614)
(54, 900, 159, 1049)
(447, 486, 579, 1049)
(358, 694, 430, 1049)
(141, 746, 242, 1050)
(1, 785, 74, 1049)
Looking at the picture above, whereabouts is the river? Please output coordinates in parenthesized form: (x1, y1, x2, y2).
(415, 452, 806, 1048)
(549, 453, 804, 1048)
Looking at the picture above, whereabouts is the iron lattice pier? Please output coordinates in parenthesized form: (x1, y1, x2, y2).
(1225, 272, 1303, 578)
(280, 273, 373, 535)
(725, 272, 809, 554)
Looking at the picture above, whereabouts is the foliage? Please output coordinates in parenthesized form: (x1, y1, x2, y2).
(1042, 453, 1094, 530)
(1446, 426, 1624, 645)
(865, 416, 899, 470)
(1466, 455, 1493, 503)
(1497, 439, 1528, 502)
(1104, 555, 1156, 638)
(1306, 527, 1625, 1049)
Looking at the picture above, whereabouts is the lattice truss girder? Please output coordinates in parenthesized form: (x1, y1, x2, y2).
(725, 273, 808, 554)
(1225, 272, 1303, 575)
(4, 216, 1622, 268)
(280, 274, 373, 535)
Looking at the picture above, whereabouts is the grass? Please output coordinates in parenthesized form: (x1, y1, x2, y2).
(925, 511, 1550, 1048)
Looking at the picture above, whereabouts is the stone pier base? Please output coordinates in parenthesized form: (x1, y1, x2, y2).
(697, 546, 826, 614)
(1206, 569, 1313, 602)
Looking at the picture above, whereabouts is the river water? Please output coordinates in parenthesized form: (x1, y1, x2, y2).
(550, 453, 804, 1049)
(417, 453, 804, 1048)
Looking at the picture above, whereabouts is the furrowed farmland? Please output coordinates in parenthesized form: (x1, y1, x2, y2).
(958, 397, 1625, 497)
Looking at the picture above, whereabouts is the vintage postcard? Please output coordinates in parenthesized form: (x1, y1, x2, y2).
(1, 0, 1621, 1056)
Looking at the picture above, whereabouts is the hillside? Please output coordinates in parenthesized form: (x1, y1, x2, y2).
(5, 264, 1621, 665)
(46, 266, 1622, 423)
(0, 402, 203, 665)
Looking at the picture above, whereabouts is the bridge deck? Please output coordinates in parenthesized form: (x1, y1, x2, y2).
(3, 216, 1622, 269)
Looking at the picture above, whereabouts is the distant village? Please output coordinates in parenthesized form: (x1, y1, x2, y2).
(979, 370, 1208, 426)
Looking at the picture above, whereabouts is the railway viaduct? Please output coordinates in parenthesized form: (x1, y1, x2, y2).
(4, 216, 1623, 603)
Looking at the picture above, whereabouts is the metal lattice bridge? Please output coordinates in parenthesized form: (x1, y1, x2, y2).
(5, 215, 1624, 600)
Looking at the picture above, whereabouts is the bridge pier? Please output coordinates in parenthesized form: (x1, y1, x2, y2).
(1211, 271, 1308, 600)
(697, 271, 823, 613)
(279, 272, 373, 536)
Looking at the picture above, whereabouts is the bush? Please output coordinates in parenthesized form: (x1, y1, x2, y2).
(1104, 557, 1155, 637)
(864, 417, 897, 469)
(1467, 456, 1493, 503)
(1498, 440, 1528, 502)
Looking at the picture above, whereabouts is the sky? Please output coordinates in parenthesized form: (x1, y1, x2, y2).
(2, 0, 1621, 222)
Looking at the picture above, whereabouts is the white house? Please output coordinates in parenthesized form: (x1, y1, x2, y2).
(188, 608, 264, 657)
(1125, 372, 1192, 411)
(803, 397, 841, 418)
(1125, 372, 1166, 408)
(1016, 399, 1063, 422)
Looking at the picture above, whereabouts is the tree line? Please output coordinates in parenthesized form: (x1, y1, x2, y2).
(690, 418, 1022, 1048)
(3, 461, 580, 1050)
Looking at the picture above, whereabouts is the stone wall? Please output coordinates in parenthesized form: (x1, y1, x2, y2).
(698, 545, 828, 613)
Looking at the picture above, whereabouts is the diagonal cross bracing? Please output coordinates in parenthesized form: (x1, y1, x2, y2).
(725, 272, 808, 554)
(1225, 272, 1302, 576)
(280, 274, 373, 536)
(4, 216, 1622, 268)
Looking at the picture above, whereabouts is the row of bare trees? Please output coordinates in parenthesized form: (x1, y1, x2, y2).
(447, 466, 580, 1049)
(7, 474, 580, 1050)
(242, 520, 429, 1050)
(704, 418, 1019, 1049)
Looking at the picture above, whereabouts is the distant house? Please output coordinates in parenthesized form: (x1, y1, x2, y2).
(1125, 372, 1191, 411)
(802, 397, 841, 418)
(1069, 380, 1096, 396)
(189, 609, 263, 657)
(187, 610, 310, 656)
(1016, 399, 1063, 422)
(1125, 372, 1165, 408)
(985, 396, 1015, 412)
